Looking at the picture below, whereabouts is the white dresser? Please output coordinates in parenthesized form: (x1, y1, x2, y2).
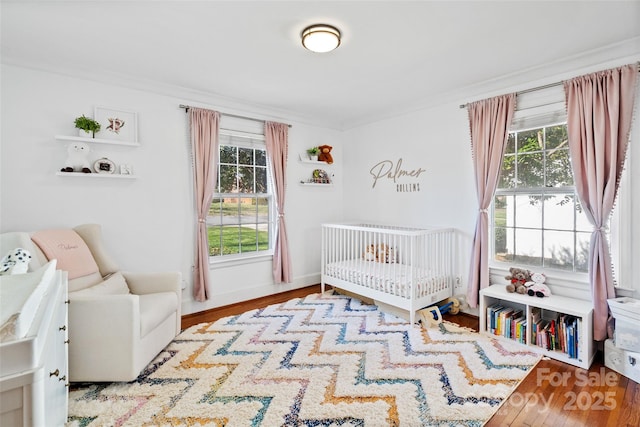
(0, 265, 69, 426)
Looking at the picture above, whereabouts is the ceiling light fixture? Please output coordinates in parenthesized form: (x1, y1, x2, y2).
(301, 24, 341, 53)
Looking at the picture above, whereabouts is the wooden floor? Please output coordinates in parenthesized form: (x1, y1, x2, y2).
(181, 285, 640, 426)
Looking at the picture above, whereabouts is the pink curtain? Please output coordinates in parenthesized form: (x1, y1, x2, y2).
(265, 121, 292, 283)
(564, 64, 638, 341)
(189, 107, 220, 301)
(466, 94, 516, 308)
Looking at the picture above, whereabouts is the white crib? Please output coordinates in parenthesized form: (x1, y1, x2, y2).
(321, 223, 457, 324)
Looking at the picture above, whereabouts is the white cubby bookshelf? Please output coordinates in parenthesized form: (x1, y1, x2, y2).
(479, 284, 595, 369)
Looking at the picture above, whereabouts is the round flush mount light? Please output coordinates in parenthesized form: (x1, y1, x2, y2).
(301, 24, 341, 53)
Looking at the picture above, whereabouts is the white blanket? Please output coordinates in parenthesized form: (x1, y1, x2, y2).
(0, 260, 57, 342)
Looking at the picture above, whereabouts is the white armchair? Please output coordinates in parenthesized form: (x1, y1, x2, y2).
(0, 224, 181, 382)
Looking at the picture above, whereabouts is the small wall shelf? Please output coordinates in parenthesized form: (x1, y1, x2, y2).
(55, 135, 140, 147)
(299, 159, 331, 165)
(299, 182, 333, 187)
(56, 172, 137, 179)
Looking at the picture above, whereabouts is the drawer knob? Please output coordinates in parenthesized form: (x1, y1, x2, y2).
(59, 375, 66, 382)
(49, 369, 60, 377)
(59, 325, 66, 331)
(65, 299, 70, 304)
(65, 339, 70, 344)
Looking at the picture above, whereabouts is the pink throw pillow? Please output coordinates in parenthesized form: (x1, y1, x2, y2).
(31, 229, 99, 280)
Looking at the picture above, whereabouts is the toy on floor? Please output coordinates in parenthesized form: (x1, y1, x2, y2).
(418, 297, 461, 327)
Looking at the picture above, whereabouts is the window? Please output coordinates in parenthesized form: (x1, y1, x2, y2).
(492, 123, 593, 273)
(207, 131, 274, 259)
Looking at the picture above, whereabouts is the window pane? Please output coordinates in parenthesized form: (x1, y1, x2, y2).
(219, 165, 237, 193)
(238, 166, 254, 193)
(220, 199, 240, 224)
(515, 194, 542, 229)
(220, 146, 236, 164)
(505, 133, 515, 154)
(544, 230, 574, 271)
(256, 149, 266, 166)
(544, 194, 575, 230)
(494, 195, 508, 228)
(514, 228, 542, 266)
(209, 198, 223, 216)
(517, 128, 544, 152)
(494, 227, 513, 261)
(499, 154, 516, 189)
(256, 197, 269, 223)
(546, 148, 573, 187)
(545, 125, 568, 150)
(256, 167, 267, 193)
(576, 200, 592, 232)
(517, 153, 544, 187)
(208, 225, 243, 256)
(576, 232, 590, 272)
(238, 147, 253, 165)
(239, 198, 256, 222)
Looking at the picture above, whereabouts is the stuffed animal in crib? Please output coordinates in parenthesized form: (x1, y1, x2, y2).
(526, 272, 551, 298)
(364, 245, 377, 261)
(61, 142, 92, 173)
(317, 145, 333, 164)
(0, 248, 32, 275)
(505, 267, 532, 294)
(363, 244, 396, 263)
(376, 244, 397, 263)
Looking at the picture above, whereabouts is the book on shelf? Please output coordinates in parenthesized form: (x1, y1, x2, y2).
(531, 312, 581, 359)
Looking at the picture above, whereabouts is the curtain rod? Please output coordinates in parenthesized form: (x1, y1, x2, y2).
(179, 104, 292, 128)
(459, 63, 640, 109)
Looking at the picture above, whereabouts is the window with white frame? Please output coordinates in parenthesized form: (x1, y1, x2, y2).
(492, 122, 593, 272)
(207, 131, 274, 258)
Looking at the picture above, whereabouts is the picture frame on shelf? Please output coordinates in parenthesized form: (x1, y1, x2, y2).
(94, 106, 138, 143)
(120, 164, 133, 175)
(93, 157, 116, 174)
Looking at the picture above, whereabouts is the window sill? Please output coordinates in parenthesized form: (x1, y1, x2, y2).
(209, 252, 273, 268)
(489, 262, 589, 290)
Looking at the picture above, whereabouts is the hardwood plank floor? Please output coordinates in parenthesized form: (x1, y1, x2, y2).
(181, 285, 639, 425)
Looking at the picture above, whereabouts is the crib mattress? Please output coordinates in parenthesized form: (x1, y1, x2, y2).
(324, 259, 449, 299)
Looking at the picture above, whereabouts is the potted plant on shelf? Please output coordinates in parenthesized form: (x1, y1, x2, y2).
(307, 146, 320, 161)
(74, 115, 101, 138)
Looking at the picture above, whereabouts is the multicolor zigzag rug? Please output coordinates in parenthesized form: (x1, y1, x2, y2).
(67, 292, 540, 426)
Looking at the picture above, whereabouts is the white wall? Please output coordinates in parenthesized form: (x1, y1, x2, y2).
(0, 64, 343, 314)
(341, 102, 476, 299)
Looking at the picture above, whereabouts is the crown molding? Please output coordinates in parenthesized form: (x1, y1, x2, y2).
(343, 37, 640, 130)
(0, 56, 338, 130)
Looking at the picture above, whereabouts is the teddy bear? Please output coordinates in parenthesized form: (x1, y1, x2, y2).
(317, 145, 333, 164)
(526, 272, 551, 298)
(0, 248, 32, 275)
(505, 267, 532, 294)
(61, 142, 92, 173)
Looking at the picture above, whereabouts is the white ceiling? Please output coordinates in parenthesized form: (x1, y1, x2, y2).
(2, 1, 639, 129)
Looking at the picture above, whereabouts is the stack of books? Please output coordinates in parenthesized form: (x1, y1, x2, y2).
(486, 304, 527, 344)
(530, 308, 581, 359)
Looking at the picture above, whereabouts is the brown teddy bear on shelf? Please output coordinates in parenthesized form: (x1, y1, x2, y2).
(317, 145, 333, 164)
(505, 267, 532, 294)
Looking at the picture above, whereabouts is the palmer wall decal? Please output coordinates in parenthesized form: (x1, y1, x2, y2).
(370, 158, 426, 192)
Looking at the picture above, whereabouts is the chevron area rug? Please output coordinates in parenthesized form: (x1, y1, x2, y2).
(67, 292, 540, 426)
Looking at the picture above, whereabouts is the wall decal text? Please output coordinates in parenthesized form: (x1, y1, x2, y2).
(370, 158, 426, 192)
